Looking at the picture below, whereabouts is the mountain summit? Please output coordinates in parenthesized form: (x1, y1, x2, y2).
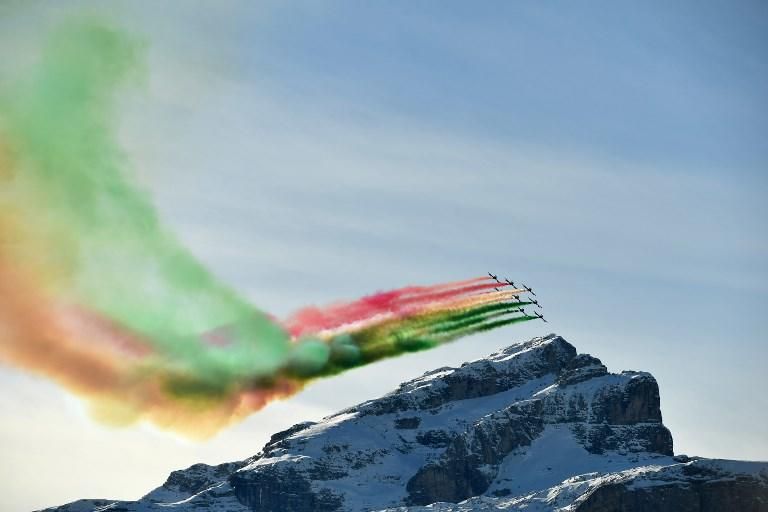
(43, 334, 768, 511)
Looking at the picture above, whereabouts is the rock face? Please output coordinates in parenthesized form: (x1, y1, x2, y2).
(396, 458, 768, 512)
(577, 460, 768, 512)
(42, 334, 768, 512)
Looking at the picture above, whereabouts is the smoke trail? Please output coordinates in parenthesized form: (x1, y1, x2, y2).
(417, 314, 536, 347)
(0, 19, 295, 434)
(345, 299, 531, 359)
(284, 276, 493, 337)
(402, 301, 531, 336)
(0, 18, 542, 438)
(0, 20, 291, 380)
(285, 279, 514, 337)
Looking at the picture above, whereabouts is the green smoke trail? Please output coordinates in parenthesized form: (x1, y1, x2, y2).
(0, 19, 290, 384)
(421, 314, 537, 345)
(387, 310, 524, 355)
(340, 300, 528, 364)
(395, 301, 532, 337)
(423, 308, 526, 336)
(382, 301, 530, 345)
(353, 303, 536, 361)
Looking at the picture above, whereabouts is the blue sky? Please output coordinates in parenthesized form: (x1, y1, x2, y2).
(226, 0, 768, 172)
(1, 1, 766, 510)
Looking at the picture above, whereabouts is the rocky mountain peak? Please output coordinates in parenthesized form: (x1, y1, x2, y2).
(344, 334, 576, 417)
(222, 334, 674, 510)
(42, 334, 768, 512)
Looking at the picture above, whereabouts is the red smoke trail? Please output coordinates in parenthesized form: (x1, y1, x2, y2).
(316, 288, 525, 340)
(394, 281, 507, 309)
(283, 277, 485, 336)
(284, 277, 499, 337)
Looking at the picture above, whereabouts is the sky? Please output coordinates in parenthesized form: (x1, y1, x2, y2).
(0, 1, 766, 510)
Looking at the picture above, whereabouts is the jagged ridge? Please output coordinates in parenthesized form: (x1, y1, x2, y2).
(41, 334, 768, 512)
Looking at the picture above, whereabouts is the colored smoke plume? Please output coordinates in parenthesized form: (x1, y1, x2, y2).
(0, 19, 537, 438)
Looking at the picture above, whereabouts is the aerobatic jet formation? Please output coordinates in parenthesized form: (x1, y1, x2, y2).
(486, 272, 547, 323)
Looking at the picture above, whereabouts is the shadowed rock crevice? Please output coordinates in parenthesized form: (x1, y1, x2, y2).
(406, 413, 544, 504)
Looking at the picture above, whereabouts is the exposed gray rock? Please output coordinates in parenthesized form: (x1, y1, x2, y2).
(351, 335, 577, 417)
(556, 354, 607, 386)
(230, 465, 344, 512)
(394, 417, 422, 429)
(416, 429, 454, 448)
(583, 459, 768, 512)
(579, 474, 768, 512)
(145, 461, 244, 502)
(406, 409, 544, 505)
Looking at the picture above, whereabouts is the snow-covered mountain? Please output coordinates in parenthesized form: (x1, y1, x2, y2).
(42, 334, 768, 511)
